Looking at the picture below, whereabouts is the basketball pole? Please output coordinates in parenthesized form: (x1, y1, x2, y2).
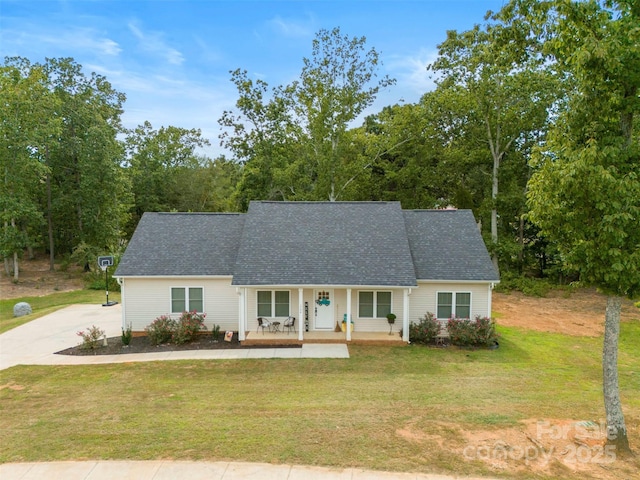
(104, 265, 109, 305)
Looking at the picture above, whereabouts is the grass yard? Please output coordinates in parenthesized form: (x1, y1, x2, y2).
(0, 290, 120, 334)
(1, 318, 639, 479)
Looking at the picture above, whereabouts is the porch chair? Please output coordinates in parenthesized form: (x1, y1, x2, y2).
(257, 317, 271, 334)
(283, 316, 296, 334)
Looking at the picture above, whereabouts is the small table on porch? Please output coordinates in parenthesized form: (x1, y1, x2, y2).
(271, 321, 281, 333)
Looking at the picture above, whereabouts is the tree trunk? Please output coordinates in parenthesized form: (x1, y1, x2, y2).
(603, 295, 630, 453)
(13, 250, 19, 281)
(490, 153, 500, 274)
(46, 171, 55, 271)
(11, 218, 19, 281)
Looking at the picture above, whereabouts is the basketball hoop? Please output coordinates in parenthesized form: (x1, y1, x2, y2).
(97, 256, 118, 307)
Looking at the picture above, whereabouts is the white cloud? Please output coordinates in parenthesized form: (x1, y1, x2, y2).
(127, 21, 185, 66)
(1, 24, 121, 58)
(267, 15, 314, 38)
(388, 48, 440, 98)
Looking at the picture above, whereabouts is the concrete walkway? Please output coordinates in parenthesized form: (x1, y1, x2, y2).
(0, 304, 349, 371)
(0, 460, 497, 480)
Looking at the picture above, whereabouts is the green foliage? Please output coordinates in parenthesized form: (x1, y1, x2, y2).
(121, 323, 132, 346)
(220, 27, 395, 204)
(409, 312, 441, 344)
(447, 316, 500, 347)
(145, 315, 177, 345)
(172, 311, 207, 345)
(494, 272, 555, 297)
(76, 325, 105, 350)
(211, 324, 221, 341)
(144, 312, 207, 345)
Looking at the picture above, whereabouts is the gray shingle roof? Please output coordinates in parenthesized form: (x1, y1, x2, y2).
(114, 212, 245, 277)
(231, 201, 417, 286)
(115, 203, 498, 285)
(403, 209, 499, 281)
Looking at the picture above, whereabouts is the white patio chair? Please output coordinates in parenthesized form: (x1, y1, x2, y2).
(257, 317, 271, 334)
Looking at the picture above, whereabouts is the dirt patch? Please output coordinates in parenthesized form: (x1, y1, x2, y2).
(1, 255, 85, 299)
(493, 289, 639, 336)
(397, 418, 640, 480)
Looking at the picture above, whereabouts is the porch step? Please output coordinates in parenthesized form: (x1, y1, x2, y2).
(241, 335, 405, 347)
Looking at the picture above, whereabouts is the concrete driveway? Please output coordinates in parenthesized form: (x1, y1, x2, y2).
(0, 304, 122, 370)
(0, 304, 349, 370)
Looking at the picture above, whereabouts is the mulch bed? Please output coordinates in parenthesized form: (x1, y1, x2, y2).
(56, 333, 300, 356)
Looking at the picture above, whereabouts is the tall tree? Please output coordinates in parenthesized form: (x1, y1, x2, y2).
(499, 0, 639, 452)
(42, 58, 129, 262)
(125, 121, 210, 231)
(0, 59, 60, 277)
(220, 27, 395, 204)
(428, 20, 558, 273)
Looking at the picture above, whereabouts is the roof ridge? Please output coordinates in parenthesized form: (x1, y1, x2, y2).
(155, 212, 242, 216)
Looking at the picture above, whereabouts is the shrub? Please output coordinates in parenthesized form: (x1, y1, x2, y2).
(493, 272, 553, 297)
(409, 312, 441, 344)
(145, 315, 176, 345)
(211, 324, 221, 342)
(121, 323, 132, 346)
(77, 325, 105, 350)
(447, 316, 499, 347)
(172, 311, 207, 344)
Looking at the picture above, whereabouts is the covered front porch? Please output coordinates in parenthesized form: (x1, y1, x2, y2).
(242, 329, 406, 346)
(236, 286, 412, 343)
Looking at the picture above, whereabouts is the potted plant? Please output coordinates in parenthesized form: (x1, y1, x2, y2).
(341, 314, 354, 332)
(386, 313, 396, 335)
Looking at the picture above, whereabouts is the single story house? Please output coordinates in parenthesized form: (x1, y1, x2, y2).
(114, 201, 499, 342)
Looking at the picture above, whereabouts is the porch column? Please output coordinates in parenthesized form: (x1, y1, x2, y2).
(346, 288, 352, 342)
(402, 288, 410, 342)
(238, 287, 246, 341)
(298, 288, 304, 341)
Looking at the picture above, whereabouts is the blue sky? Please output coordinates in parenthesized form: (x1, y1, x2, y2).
(0, 0, 506, 156)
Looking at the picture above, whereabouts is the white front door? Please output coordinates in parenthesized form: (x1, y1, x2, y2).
(314, 289, 334, 330)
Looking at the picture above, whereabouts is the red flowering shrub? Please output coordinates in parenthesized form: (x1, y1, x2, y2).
(172, 311, 207, 344)
(447, 316, 499, 347)
(409, 312, 441, 344)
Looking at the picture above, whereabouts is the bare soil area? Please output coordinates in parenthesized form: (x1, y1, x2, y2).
(493, 289, 639, 336)
(1, 255, 85, 299)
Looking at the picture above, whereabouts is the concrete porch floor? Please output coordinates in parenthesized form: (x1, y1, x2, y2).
(242, 330, 406, 346)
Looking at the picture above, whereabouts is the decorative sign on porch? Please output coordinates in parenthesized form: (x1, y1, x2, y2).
(316, 290, 330, 306)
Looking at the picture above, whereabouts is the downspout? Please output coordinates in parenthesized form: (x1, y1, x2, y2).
(403, 288, 411, 343)
(116, 277, 125, 331)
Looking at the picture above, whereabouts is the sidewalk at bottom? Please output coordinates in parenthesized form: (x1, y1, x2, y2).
(0, 460, 499, 480)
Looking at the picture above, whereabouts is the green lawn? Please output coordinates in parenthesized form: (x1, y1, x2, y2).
(0, 290, 120, 334)
(1, 308, 639, 479)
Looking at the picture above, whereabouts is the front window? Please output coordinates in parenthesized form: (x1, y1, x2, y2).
(257, 290, 290, 317)
(437, 291, 471, 319)
(358, 291, 392, 318)
(171, 287, 204, 313)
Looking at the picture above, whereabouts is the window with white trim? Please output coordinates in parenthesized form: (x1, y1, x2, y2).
(171, 287, 204, 313)
(358, 291, 392, 318)
(257, 290, 290, 317)
(437, 291, 471, 319)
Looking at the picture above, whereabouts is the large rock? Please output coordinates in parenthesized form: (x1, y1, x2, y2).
(13, 302, 32, 317)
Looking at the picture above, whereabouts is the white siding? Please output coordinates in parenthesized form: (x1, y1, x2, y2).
(121, 277, 238, 332)
(409, 282, 493, 324)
